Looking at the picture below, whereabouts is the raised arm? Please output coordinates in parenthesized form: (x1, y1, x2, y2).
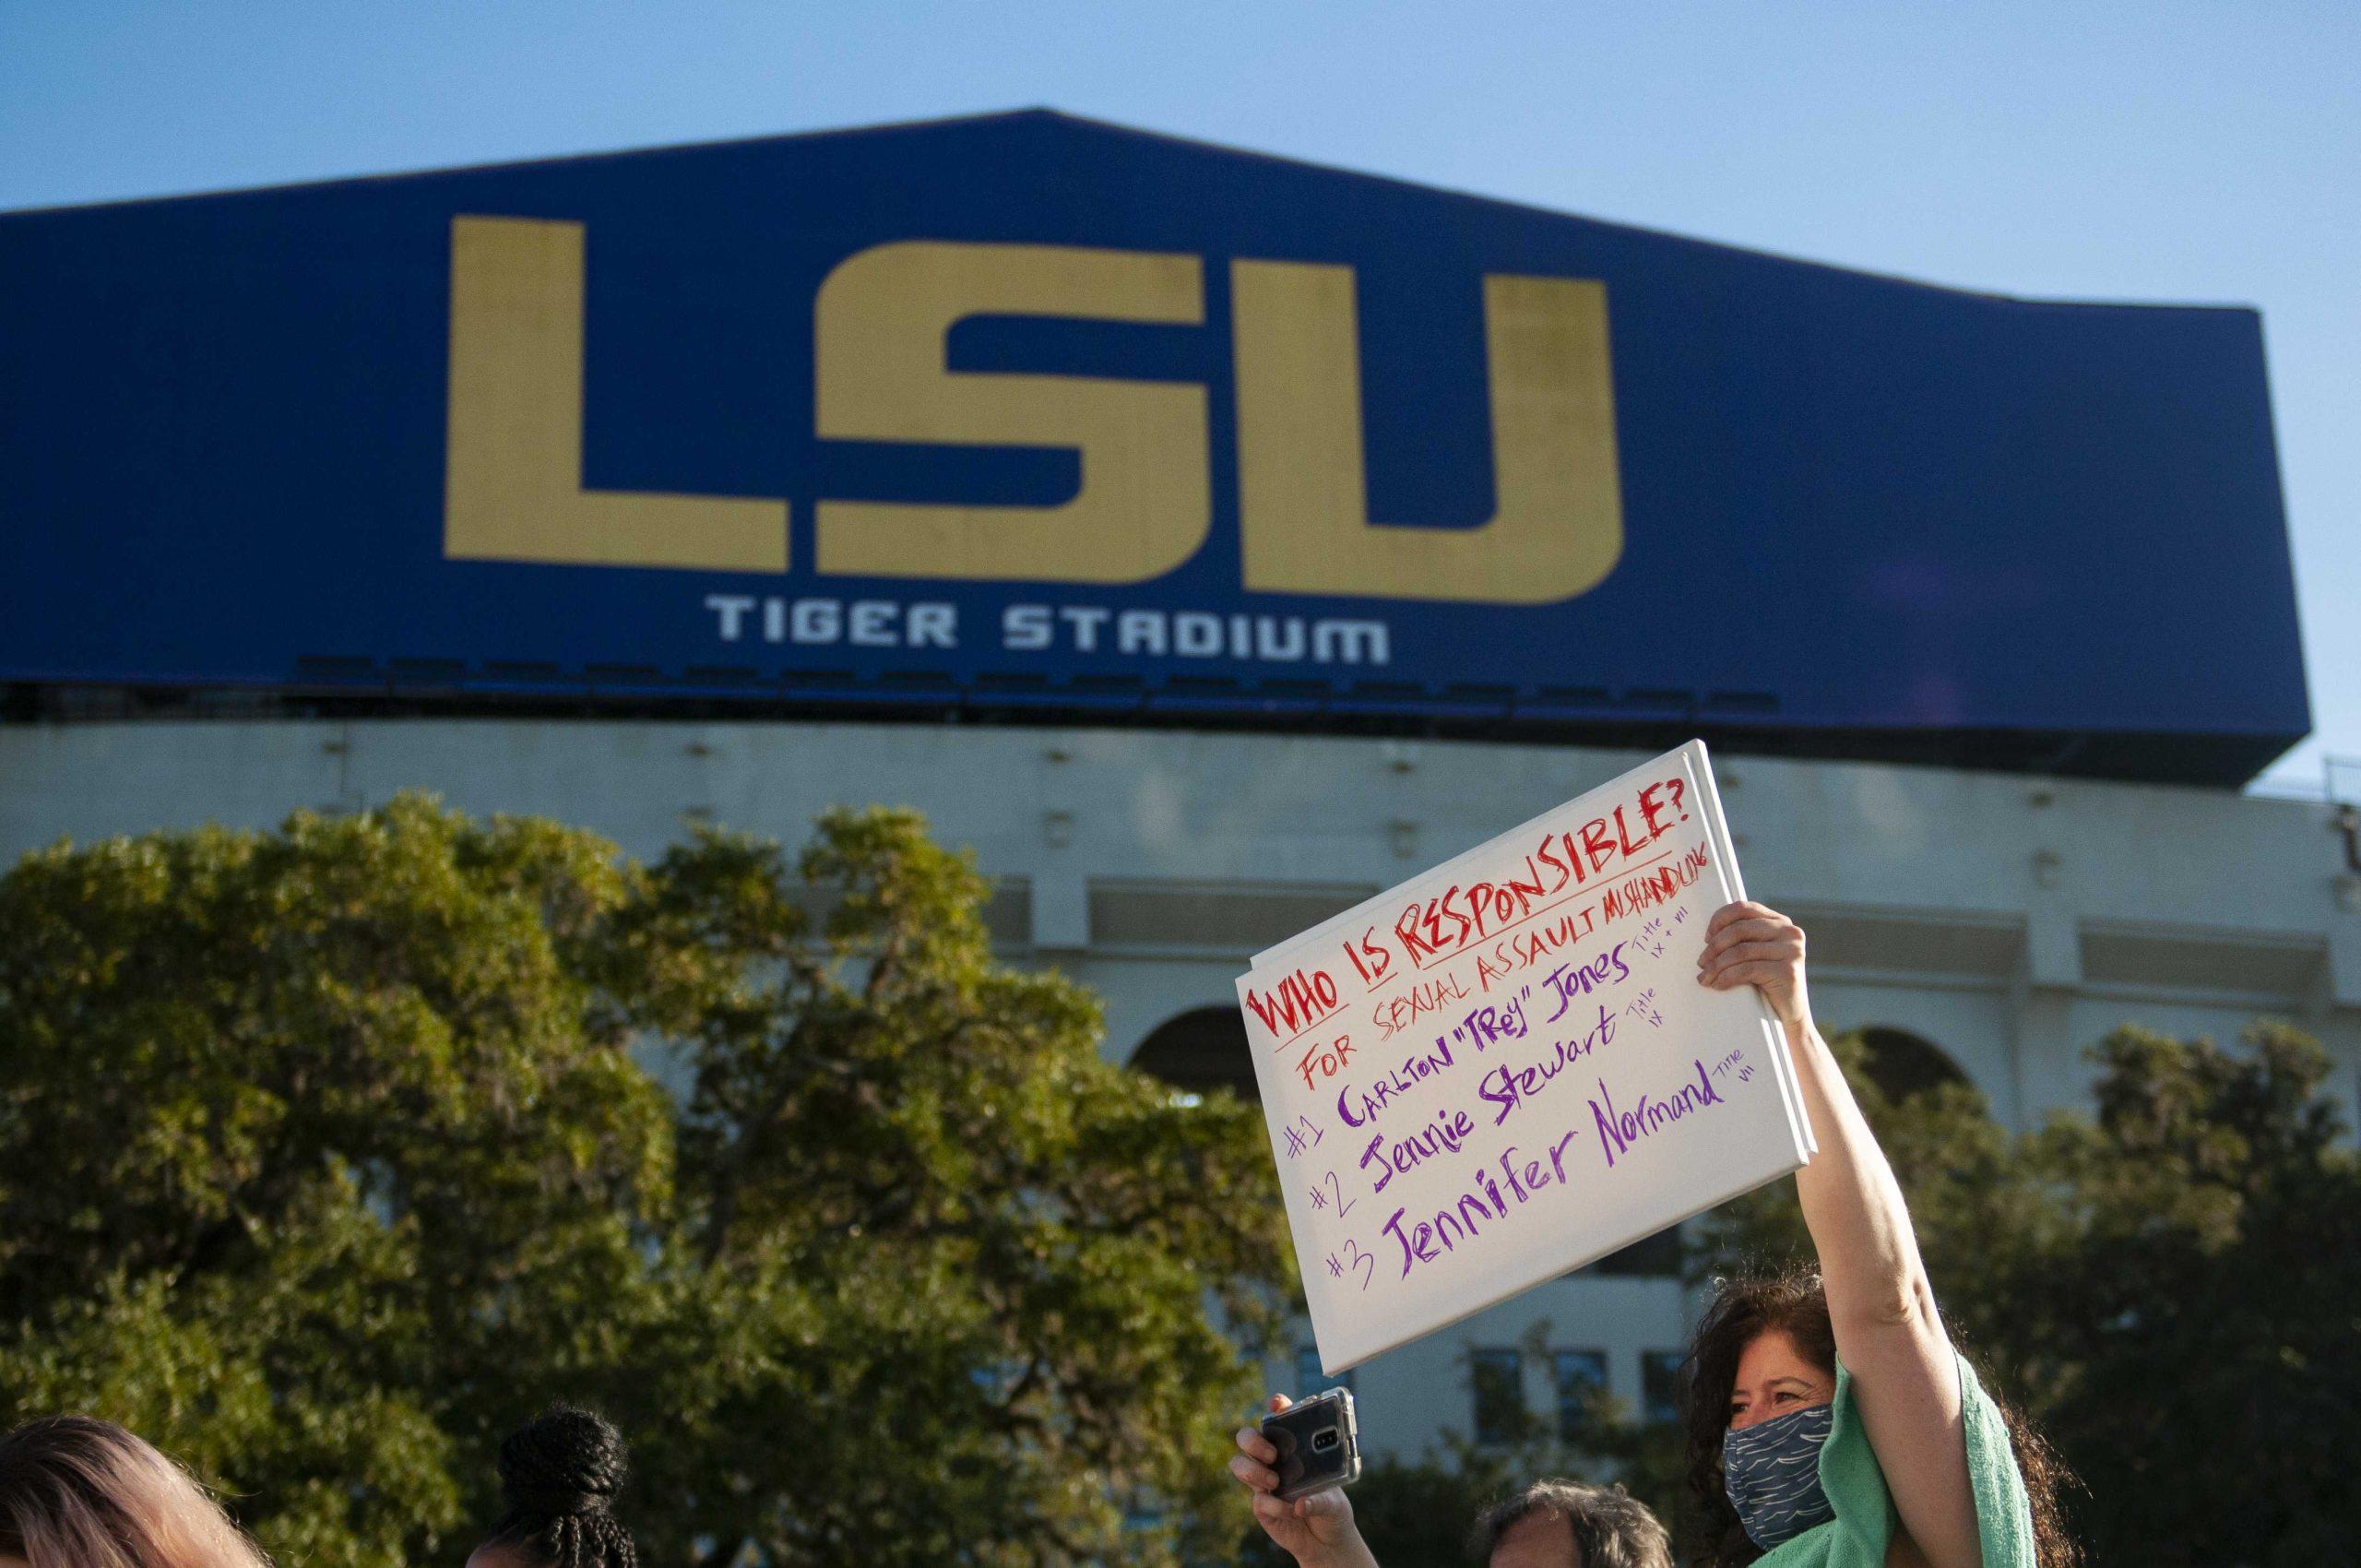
(1700, 901, 1982, 1568)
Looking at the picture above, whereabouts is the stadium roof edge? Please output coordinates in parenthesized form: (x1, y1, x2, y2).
(0, 106, 2263, 318)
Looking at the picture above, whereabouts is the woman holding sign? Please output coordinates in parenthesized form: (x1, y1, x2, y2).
(1691, 902, 2075, 1568)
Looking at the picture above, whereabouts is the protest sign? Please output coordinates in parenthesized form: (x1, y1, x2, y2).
(1236, 741, 1814, 1372)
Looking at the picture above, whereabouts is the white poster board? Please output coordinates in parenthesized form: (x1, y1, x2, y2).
(1236, 741, 1814, 1372)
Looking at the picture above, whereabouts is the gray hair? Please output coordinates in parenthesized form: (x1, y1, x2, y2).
(1465, 1478, 1671, 1568)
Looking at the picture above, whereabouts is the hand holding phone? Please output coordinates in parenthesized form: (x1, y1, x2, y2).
(1259, 1386, 1362, 1502)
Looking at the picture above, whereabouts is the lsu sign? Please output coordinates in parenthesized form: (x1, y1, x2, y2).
(0, 111, 2308, 784)
(446, 220, 1622, 602)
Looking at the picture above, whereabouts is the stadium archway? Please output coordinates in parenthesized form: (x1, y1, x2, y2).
(1130, 1005, 1258, 1102)
(1856, 1025, 1972, 1102)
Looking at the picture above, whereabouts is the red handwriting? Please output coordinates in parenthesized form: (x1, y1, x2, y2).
(1369, 969, 1472, 1040)
(1594, 844, 1711, 929)
(1470, 909, 1595, 992)
(1384, 778, 1691, 973)
(1244, 965, 1343, 1046)
(1295, 1033, 1358, 1090)
(1341, 927, 1394, 986)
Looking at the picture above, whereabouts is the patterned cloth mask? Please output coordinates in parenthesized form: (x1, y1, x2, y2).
(1722, 1401, 1837, 1548)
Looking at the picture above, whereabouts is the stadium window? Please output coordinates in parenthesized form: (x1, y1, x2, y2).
(1295, 1344, 1354, 1399)
(1641, 1350, 1686, 1426)
(1469, 1348, 1524, 1445)
(1551, 1348, 1608, 1440)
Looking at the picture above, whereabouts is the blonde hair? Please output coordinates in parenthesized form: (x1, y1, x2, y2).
(0, 1417, 269, 1568)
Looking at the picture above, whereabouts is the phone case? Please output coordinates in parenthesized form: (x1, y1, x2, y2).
(1262, 1387, 1362, 1501)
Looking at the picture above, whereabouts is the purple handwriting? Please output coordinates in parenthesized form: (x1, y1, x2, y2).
(1358, 1106, 1478, 1195)
(1590, 1059, 1727, 1170)
(1624, 988, 1664, 1029)
(1539, 942, 1632, 1022)
(1448, 989, 1533, 1052)
(1337, 1033, 1457, 1129)
(1323, 1239, 1376, 1290)
(1281, 1114, 1324, 1158)
(1335, 991, 1529, 1131)
(1379, 1129, 1581, 1278)
(1477, 1004, 1619, 1126)
(1307, 1169, 1357, 1219)
(1632, 916, 1671, 960)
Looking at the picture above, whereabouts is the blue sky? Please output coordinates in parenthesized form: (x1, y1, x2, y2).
(5, 1, 2354, 792)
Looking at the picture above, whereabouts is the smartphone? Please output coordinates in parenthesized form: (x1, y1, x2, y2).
(1261, 1387, 1362, 1502)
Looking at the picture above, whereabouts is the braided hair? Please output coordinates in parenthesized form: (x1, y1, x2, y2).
(478, 1407, 637, 1568)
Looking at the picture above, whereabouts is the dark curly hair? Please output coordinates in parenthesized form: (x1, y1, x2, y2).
(477, 1407, 637, 1568)
(1680, 1268, 2078, 1568)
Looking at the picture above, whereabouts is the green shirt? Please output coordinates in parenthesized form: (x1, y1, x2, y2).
(1756, 1351, 2035, 1568)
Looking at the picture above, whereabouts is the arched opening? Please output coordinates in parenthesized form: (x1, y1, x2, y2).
(1857, 1026, 1971, 1102)
(1130, 1005, 1259, 1103)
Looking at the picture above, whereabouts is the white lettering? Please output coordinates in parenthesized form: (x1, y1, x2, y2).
(1118, 609, 1168, 656)
(848, 600, 899, 647)
(1313, 620, 1390, 664)
(706, 594, 755, 641)
(1060, 605, 1112, 652)
(1174, 612, 1222, 657)
(792, 600, 841, 643)
(1256, 617, 1305, 660)
(709, 595, 1391, 666)
(907, 603, 956, 647)
(1003, 604, 1053, 650)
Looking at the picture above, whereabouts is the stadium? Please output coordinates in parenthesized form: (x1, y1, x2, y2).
(3, 109, 2353, 1467)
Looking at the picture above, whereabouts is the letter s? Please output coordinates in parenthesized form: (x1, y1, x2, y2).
(815, 241, 1209, 584)
(1003, 605, 1053, 650)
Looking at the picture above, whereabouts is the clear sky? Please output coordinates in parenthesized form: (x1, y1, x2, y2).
(5, 1, 2354, 793)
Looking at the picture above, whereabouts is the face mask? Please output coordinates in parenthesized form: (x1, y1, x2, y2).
(1722, 1401, 1836, 1549)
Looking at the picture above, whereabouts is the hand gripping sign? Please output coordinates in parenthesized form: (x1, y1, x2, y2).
(1237, 741, 1815, 1372)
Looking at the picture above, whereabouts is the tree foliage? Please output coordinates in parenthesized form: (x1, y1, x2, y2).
(0, 797, 1292, 1568)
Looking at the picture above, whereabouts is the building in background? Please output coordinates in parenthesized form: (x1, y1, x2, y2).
(4, 112, 2354, 1462)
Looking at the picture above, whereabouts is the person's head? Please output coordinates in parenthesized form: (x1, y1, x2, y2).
(1465, 1479, 1671, 1568)
(465, 1407, 635, 1568)
(1681, 1267, 2077, 1567)
(0, 1416, 269, 1568)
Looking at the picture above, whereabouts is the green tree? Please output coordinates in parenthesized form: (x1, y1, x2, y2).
(0, 797, 1291, 1568)
(610, 809, 1292, 1565)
